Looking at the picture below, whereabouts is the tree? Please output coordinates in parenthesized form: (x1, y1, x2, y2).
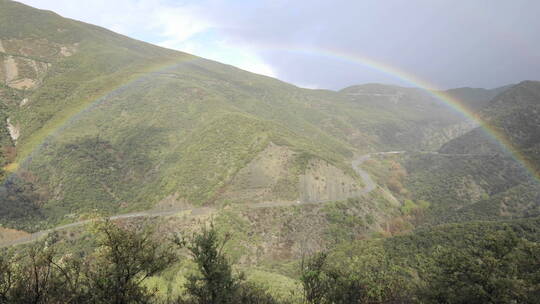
(0, 220, 177, 304)
(421, 228, 540, 304)
(177, 223, 238, 304)
(300, 252, 329, 304)
(82, 220, 178, 304)
(177, 223, 281, 304)
(300, 246, 413, 304)
(0, 236, 81, 304)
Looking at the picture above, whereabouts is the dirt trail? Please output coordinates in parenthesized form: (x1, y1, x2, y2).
(0, 152, 399, 248)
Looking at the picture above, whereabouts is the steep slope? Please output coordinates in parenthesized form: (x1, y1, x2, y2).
(441, 81, 540, 170)
(0, 0, 184, 171)
(403, 153, 535, 224)
(0, 1, 506, 232)
(403, 81, 540, 225)
(443, 85, 512, 112)
(338, 83, 500, 151)
(0, 1, 362, 230)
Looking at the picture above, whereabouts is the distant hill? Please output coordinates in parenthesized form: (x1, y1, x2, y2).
(340, 84, 470, 150)
(442, 85, 512, 112)
(403, 81, 540, 225)
(441, 81, 540, 171)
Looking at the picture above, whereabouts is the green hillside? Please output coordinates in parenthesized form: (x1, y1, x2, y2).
(340, 83, 472, 150)
(441, 81, 540, 172)
(398, 82, 540, 226)
(0, 0, 481, 231)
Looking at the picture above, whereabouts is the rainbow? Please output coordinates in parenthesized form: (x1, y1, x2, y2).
(251, 44, 539, 181)
(6, 46, 540, 184)
(10, 55, 200, 172)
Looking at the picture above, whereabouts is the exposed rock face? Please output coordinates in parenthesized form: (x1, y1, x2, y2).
(223, 143, 363, 204)
(223, 143, 297, 203)
(60, 45, 76, 57)
(6, 118, 20, 142)
(299, 159, 361, 202)
(3, 56, 18, 83)
(0, 39, 77, 90)
(1, 54, 49, 90)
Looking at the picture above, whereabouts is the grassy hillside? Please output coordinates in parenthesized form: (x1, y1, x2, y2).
(442, 85, 512, 112)
(339, 83, 469, 150)
(441, 81, 540, 173)
(0, 1, 486, 231)
(398, 82, 540, 226)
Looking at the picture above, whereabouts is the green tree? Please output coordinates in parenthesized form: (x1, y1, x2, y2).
(178, 224, 239, 304)
(300, 252, 330, 304)
(83, 220, 178, 304)
(177, 223, 281, 304)
(300, 247, 412, 304)
(422, 228, 540, 304)
(0, 220, 177, 304)
(0, 236, 82, 304)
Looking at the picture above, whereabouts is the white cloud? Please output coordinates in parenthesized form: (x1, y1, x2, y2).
(150, 6, 212, 46)
(236, 60, 276, 77)
(18, 0, 277, 78)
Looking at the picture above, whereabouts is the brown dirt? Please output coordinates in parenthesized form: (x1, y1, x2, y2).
(0, 227, 30, 242)
(299, 158, 362, 202)
(221, 143, 296, 203)
(3, 56, 18, 83)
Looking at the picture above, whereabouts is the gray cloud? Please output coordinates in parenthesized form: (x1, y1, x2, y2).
(18, 0, 540, 90)
(199, 0, 540, 89)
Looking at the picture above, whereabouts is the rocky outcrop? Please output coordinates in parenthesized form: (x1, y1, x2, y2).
(0, 39, 77, 90)
(299, 159, 361, 203)
(1, 54, 49, 90)
(6, 118, 20, 142)
(223, 143, 297, 203)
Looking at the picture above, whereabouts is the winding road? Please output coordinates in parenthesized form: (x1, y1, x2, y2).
(0, 152, 402, 248)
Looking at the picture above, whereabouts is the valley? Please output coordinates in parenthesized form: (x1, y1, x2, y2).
(0, 1, 539, 303)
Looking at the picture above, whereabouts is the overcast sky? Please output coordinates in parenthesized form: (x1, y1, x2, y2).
(19, 0, 540, 90)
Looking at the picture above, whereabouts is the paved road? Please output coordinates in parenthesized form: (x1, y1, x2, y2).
(1, 152, 399, 248)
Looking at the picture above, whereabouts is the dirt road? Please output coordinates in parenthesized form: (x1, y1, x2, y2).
(1, 152, 395, 248)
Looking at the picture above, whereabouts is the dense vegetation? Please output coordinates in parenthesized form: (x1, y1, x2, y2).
(441, 81, 540, 176)
(0, 0, 493, 231)
(1, 218, 538, 303)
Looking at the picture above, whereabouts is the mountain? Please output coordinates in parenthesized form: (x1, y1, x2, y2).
(340, 83, 485, 150)
(442, 85, 512, 112)
(441, 81, 540, 169)
(338, 83, 516, 151)
(0, 0, 480, 231)
(400, 81, 540, 225)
